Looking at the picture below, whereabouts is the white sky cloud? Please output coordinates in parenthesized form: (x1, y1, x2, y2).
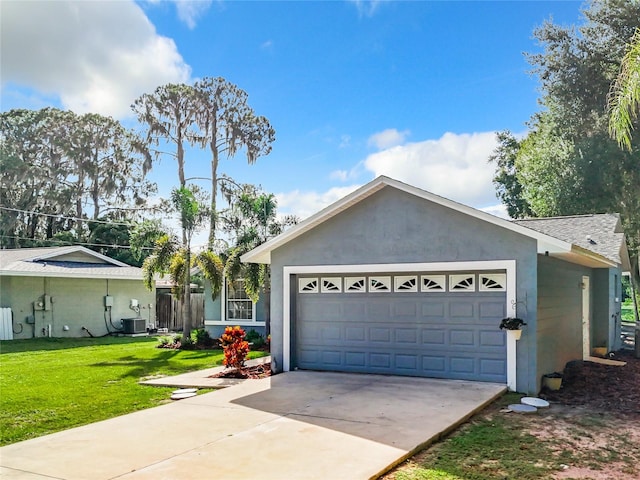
(364, 131, 500, 207)
(276, 185, 362, 221)
(350, 0, 386, 18)
(368, 128, 410, 150)
(279, 131, 502, 222)
(480, 203, 510, 219)
(0, 0, 191, 118)
(173, 0, 213, 29)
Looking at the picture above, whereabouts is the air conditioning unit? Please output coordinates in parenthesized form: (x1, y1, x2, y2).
(121, 317, 146, 334)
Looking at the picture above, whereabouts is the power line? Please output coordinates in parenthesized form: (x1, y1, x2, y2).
(0, 234, 155, 251)
(0, 206, 144, 227)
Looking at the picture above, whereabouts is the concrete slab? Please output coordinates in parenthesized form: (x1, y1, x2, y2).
(139, 355, 271, 388)
(0, 371, 506, 480)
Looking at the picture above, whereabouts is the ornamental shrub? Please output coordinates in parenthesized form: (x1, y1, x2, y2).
(219, 326, 250, 370)
(245, 329, 266, 349)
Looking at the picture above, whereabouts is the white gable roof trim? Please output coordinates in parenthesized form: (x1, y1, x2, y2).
(241, 176, 615, 269)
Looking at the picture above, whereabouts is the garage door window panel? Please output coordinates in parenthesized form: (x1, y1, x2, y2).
(421, 275, 446, 292)
(369, 276, 391, 292)
(394, 275, 418, 292)
(449, 274, 476, 292)
(321, 277, 342, 293)
(479, 274, 507, 292)
(299, 278, 319, 293)
(345, 277, 366, 292)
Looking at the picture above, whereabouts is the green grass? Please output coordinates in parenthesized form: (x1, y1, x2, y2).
(0, 336, 268, 446)
(391, 394, 564, 480)
(621, 302, 636, 323)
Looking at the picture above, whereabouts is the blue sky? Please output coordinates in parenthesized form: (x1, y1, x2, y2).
(1, 0, 584, 243)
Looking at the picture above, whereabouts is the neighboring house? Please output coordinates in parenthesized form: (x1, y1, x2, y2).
(204, 278, 267, 338)
(241, 176, 631, 394)
(0, 246, 155, 339)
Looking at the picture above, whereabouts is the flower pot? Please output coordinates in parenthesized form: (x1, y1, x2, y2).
(543, 374, 562, 391)
(592, 347, 607, 357)
(507, 329, 522, 341)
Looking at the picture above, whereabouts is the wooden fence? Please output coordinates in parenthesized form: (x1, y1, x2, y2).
(156, 293, 204, 331)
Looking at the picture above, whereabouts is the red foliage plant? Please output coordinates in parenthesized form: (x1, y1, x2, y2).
(219, 326, 250, 370)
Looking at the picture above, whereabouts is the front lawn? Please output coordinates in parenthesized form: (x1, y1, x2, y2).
(0, 336, 268, 446)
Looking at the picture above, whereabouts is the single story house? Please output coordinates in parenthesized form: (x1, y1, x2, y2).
(0, 246, 155, 339)
(241, 176, 630, 394)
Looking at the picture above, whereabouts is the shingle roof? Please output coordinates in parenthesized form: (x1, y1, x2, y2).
(513, 214, 627, 266)
(0, 246, 144, 279)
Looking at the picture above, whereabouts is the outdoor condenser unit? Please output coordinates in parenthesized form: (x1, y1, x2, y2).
(121, 318, 146, 334)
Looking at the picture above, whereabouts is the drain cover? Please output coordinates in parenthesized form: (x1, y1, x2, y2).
(172, 388, 197, 394)
(521, 397, 550, 408)
(508, 403, 538, 413)
(171, 392, 197, 400)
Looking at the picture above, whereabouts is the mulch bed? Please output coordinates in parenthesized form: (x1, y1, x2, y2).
(209, 362, 272, 379)
(540, 350, 640, 414)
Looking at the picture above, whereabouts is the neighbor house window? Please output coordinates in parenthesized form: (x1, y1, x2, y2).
(227, 280, 253, 321)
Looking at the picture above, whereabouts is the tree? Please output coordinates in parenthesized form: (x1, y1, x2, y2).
(141, 186, 223, 339)
(491, 0, 640, 279)
(609, 27, 640, 151)
(192, 77, 275, 248)
(488, 131, 532, 219)
(0, 108, 155, 247)
(132, 84, 198, 189)
(88, 216, 162, 267)
(220, 182, 297, 336)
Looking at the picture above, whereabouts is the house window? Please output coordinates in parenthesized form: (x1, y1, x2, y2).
(227, 280, 254, 321)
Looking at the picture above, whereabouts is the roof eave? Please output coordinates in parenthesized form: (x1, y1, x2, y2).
(551, 245, 619, 269)
(0, 269, 145, 281)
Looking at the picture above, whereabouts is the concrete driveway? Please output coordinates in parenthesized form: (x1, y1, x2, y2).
(0, 371, 505, 480)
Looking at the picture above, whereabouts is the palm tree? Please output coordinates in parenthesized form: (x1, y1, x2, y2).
(222, 185, 297, 336)
(609, 27, 640, 151)
(142, 186, 224, 340)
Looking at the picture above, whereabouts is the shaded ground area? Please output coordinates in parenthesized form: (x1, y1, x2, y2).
(380, 350, 640, 480)
(540, 350, 640, 414)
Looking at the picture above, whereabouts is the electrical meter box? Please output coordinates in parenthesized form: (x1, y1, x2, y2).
(104, 295, 114, 307)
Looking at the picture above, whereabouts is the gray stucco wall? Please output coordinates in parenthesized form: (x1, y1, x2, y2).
(0, 275, 155, 339)
(268, 187, 540, 393)
(536, 255, 591, 388)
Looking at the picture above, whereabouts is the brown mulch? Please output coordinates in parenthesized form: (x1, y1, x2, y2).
(540, 350, 640, 414)
(209, 361, 272, 379)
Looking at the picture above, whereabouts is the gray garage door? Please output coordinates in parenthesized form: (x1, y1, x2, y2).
(295, 272, 507, 383)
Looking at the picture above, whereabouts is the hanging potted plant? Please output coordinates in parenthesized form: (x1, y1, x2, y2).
(499, 317, 527, 340)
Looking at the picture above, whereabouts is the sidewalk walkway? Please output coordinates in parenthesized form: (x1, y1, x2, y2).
(140, 355, 271, 388)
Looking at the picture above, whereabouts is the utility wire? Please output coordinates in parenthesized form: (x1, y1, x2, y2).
(0, 206, 149, 227)
(0, 235, 155, 251)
